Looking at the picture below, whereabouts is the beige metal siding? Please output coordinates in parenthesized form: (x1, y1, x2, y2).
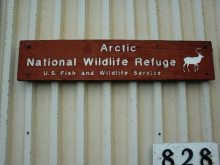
(0, 0, 220, 164)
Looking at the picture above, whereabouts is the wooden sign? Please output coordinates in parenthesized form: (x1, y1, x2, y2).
(17, 40, 215, 81)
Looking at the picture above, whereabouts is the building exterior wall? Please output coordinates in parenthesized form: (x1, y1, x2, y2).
(0, 0, 220, 164)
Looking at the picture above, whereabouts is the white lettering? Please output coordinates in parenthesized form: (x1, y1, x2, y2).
(59, 59, 65, 66)
(60, 71, 75, 75)
(100, 44, 108, 52)
(151, 58, 155, 66)
(102, 58, 108, 66)
(48, 58, 50, 66)
(156, 60, 161, 66)
(170, 60, 176, 66)
(99, 70, 128, 75)
(52, 60, 58, 66)
(43, 58, 47, 66)
(115, 46, 120, 52)
(36, 60, 41, 66)
(144, 59, 149, 66)
(135, 58, 142, 66)
(83, 58, 94, 66)
(51, 71, 56, 75)
(112, 58, 115, 66)
(134, 70, 137, 75)
(100, 70, 105, 75)
(44, 71, 48, 75)
(109, 46, 113, 52)
(135, 58, 177, 68)
(122, 59, 128, 66)
(60, 71, 64, 75)
(116, 58, 120, 65)
(131, 46, 136, 52)
(74, 58, 76, 66)
(163, 60, 168, 68)
(122, 45, 125, 52)
(27, 58, 76, 67)
(100, 44, 136, 52)
(134, 70, 161, 76)
(66, 60, 72, 66)
(27, 58, 34, 66)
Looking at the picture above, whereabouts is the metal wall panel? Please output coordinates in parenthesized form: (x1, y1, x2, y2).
(0, 0, 219, 164)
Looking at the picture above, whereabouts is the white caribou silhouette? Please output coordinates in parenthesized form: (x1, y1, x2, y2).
(183, 48, 204, 72)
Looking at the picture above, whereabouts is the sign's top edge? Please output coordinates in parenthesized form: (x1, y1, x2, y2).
(19, 39, 212, 43)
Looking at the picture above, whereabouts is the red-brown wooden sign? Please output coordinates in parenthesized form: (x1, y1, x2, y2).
(17, 40, 215, 81)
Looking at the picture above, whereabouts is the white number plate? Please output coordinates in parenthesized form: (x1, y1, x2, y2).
(153, 142, 219, 165)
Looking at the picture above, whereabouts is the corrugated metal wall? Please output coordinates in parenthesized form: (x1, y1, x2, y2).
(0, 0, 220, 164)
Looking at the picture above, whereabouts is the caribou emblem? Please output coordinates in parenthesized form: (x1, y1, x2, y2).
(183, 48, 204, 72)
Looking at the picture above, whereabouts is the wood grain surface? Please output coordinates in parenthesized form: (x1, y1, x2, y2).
(17, 40, 215, 81)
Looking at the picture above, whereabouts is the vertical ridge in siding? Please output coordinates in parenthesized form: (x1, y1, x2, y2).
(153, 82, 163, 143)
(134, 0, 153, 164)
(101, 0, 111, 165)
(86, 2, 102, 163)
(111, 0, 127, 164)
(33, 56, 51, 164)
(205, 0, 220, 157)
(0, 0, 7, 89)
(170, 0, 188, 143)
(148, 0, 159, 40)
(34, 0, 54, 164)
(215, 0, 220, 47)
(24, 0, 38, 165)
(50, 82, 59, 165)
(157, 0, 178, 143)
(85, 1, 103, 161)
(213, 0, 220, 147)
(24, 82, 33, 165)
(199, 82, 212, 141)
(128, 82, 138, 164)
(101, 0, 110, 40)
(125, 0, 138, 164)
(77, 0, 86, 39)
(76, 82, 85, 165)
(76, 1, 86, 164)
(10, 0, 26, 164)
(193, 0, 212, 142)
(60, 1, 78, 164)
(49, 0, 62, 164)
(180, 0, 202, 142)
(148, 0, 163, 144)
(0, 1, 15, 165)
(102, 82, 111, 165)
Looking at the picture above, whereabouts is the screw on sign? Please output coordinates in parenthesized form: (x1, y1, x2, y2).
(26, 43, 31, 48)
